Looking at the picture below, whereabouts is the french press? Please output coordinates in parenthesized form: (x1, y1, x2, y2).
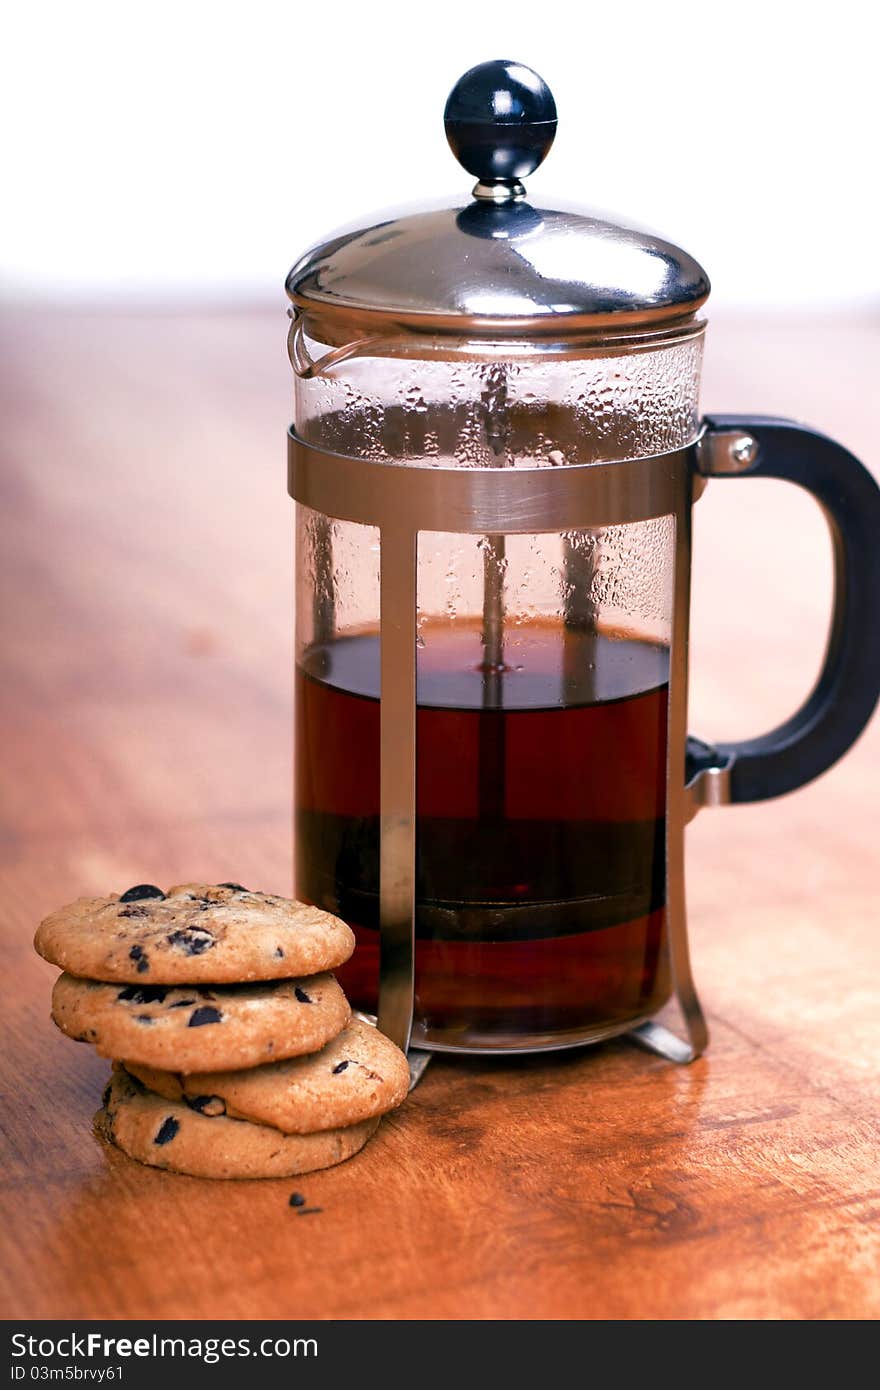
(286, 61, 880, 1066)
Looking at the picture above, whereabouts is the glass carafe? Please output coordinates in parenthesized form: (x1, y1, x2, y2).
(293, 330, 704, 1049)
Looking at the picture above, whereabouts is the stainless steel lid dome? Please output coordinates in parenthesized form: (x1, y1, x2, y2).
(286, 60, 710, 338)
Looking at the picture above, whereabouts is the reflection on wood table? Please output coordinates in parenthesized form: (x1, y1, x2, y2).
(0, 308, 878, 1320)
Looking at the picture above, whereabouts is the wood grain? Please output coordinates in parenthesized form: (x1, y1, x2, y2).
(0, 306, 878, 1320)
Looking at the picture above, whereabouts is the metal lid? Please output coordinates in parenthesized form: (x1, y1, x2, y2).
(287, 60, 710, 338)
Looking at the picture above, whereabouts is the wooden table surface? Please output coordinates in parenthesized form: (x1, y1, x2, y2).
(1, 306, 878, 1321)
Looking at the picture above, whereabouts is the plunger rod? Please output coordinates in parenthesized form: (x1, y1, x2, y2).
(482, 533, 506, 673)
(480, 364, 510, 678)
(479, 363, 509, 820)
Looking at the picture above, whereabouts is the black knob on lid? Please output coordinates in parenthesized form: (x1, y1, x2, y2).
(444, 60, 557, 196)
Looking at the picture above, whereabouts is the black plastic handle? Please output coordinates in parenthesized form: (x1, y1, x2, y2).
(699, 415, 880, 803)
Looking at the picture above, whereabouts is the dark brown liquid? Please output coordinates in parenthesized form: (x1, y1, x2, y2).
(295, 620, 671, 1044)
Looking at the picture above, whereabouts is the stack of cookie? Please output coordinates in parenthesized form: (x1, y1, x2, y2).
(34, 882, 410, 1179)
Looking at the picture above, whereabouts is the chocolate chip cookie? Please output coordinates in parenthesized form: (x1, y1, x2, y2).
(35, 883, 354, 984)
(52, 971, 350, 1071)
(97, 1066, 378, 1179)
(127, 1016, 410, 1133)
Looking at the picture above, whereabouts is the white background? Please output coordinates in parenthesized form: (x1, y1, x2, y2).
(3, 0, 878, 306)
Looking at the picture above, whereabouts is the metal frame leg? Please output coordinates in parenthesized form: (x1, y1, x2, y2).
(376, 522, 432, 1088)
(377, 523, 418, 1060)
(629, 491, 707, 1064)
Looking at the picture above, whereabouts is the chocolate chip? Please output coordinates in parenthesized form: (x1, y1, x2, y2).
(294, 987, 313, 1004)
(296, 1207, 323, 1217)
(120, 885, 166, 903)
(167, 926, 215, 956)
(185, 1094, 226, 1116)
(135, 1014, 154, 1024)
(154, 1116, 179, 1145)
(274, 947, 284, 959)
(288, 1192, 307, 1208)
(117, 985, 167, 1004)
(128, 944, 150, 974)
(168, 998, 197, 1008)
(219, 882, 248, 892)
(188, 1005, 223, 1027)
(332, 1060, 350, 1074)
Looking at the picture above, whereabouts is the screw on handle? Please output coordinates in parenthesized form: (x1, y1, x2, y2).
(443, 59, 557, 200)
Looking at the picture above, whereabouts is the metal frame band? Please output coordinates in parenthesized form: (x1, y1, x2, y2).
(288, 427, 708, 1065)
(288, 430, 693, 534)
